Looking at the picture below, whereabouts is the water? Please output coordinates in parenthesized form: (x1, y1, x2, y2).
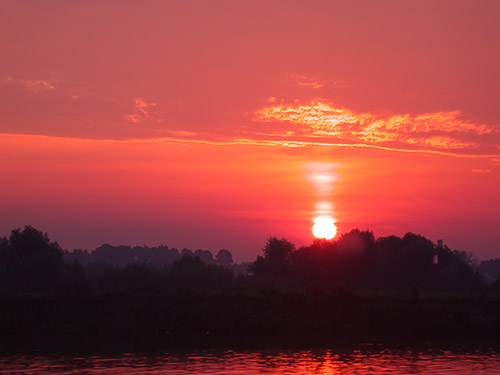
(1, 341, 500, 374)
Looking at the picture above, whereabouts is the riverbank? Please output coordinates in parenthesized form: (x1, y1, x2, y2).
(1, 293, 500, 339)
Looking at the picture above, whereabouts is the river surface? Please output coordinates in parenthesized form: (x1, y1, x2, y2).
(1, 340, 500, 374)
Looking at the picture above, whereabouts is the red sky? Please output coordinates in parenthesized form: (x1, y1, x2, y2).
(1, 0, 499, 261)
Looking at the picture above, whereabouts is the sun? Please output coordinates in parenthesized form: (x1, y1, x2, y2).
(312, 216, 337, 240)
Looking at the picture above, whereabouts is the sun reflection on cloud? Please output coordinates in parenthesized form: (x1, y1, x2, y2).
(315, 201, 333, 214)
(305, 162, 338, 196)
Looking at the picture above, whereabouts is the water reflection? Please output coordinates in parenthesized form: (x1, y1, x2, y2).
(2, 345, 500, 374)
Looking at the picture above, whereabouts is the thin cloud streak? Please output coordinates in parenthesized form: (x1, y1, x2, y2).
(233, 138, 500, 159)
(2, 133, 498, 161)
(292, 74, 324, 89)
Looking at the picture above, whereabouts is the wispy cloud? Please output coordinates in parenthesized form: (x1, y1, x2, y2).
(124, 97, 161, 124)
(292, 74, 323, 89)
(254, 100, 497, 152)
(6, 76, 56, 92)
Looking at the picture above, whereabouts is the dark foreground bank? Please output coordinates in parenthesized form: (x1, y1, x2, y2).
(2, 293, 500, 339)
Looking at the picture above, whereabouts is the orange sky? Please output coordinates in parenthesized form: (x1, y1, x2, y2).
(1, 0, 499, 260)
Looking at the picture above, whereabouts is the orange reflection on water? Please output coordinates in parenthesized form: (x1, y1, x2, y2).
(3, 347, 500, 374)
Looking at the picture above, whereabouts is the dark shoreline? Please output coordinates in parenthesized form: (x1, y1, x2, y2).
(3, 332, 500, 357)
(2, 293, 500, 343)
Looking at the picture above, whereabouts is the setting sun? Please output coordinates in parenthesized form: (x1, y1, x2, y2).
(312, 216, 337, 240)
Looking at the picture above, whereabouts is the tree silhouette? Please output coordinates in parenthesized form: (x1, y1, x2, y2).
(168, 254, 234, 290)
(0, 225, 486, 296)
(0, 226, 64, 293)
(337, 229, 375, 254)
(194, 249, 214, 264)
(250, 237, 295, 276)
(216, 249, 233, 266)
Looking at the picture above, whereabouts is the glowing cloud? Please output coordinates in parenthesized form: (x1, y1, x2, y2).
(6, 76, 56, 93)
(292, 74, 324, 89)
(254, 100, 496, 151)
(124, 97, 160, 124)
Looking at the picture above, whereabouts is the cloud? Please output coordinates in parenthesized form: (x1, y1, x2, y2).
(124, 97, 161, 124)
(6, 76, 56, 92)
(254, 100, 497, 152)
(470, 169, 491, 174)
(292, 74, 323, 89)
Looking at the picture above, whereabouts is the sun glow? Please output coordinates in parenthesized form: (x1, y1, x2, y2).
(312, 216, 337, 240)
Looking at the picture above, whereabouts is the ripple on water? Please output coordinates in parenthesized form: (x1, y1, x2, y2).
(1, 345, 500, 375)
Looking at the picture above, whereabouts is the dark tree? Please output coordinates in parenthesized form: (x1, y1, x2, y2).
(60, 259, 89, 293)
(0, 226, 64, 293)
(250, 237, 295, 276)
(478, 258, 500, 282)
(167, 254, 234, 290)
(263, 237, 295, 264)
(194, 249, 214, 264)
(216, 249, 234, 266)
(337, 229, 375, 254)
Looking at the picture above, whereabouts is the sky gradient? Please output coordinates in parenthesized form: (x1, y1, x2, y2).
(1, 0, 499, 260)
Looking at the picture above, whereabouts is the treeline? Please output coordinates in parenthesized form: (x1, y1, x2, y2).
(250, 231, 485, 294)
(65, 244, 236, 268)
(0, 226, 245, 295)
(1, 225, 499, 296)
